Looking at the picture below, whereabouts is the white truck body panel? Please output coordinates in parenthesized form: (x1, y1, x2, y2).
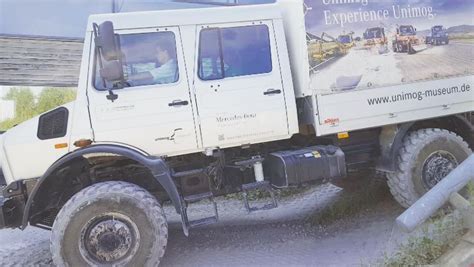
(1, 102, 74, 185)
(278, 0, 311, 98)
(87, 26, 200, 157)
(193, 20, 294, 149)
(294, 0, 474, 135)
(315, 76, 474, 135)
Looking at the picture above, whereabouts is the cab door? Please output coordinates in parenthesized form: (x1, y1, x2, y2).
(87, 27, 198, 156)
(193, 21, 290, 148)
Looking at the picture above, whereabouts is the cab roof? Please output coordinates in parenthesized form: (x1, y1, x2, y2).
(87, 3, 281, 32)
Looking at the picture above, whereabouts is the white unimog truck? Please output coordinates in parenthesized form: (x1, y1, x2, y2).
(0, 0, 473, 265)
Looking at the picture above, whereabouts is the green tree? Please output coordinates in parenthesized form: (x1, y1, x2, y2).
(36, 88, 77, 114)
(3, 87, 36, 121)
(0, 87, 77, 131)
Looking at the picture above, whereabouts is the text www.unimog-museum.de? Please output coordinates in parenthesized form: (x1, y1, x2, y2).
(367, 83, 471, 106)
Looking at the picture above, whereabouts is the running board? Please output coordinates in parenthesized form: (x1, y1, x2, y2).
(183, 192, 219, 229)
(241, 181, 278, 213)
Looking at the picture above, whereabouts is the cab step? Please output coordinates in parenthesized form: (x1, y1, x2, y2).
(184, 192, 213, 203)
(188, 216, 218, 229)
(183, 192, 219, 229)
(241, 181, 278, 213)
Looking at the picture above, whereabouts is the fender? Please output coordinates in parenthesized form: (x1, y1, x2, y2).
(377, 122, 414, 172)
(377, 113, 474, 172)
(453, 113, 474, 148)
(22, 144, 188, 234)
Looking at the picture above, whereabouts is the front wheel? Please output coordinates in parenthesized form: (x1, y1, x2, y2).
(51, 181, 168, 266)
(387, 129, 472, 208)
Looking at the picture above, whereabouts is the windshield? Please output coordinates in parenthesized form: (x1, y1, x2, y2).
(399, 26, 415, 36)
(432, 26, 443, 32)
(364, 28, 383, 39)
(338, 35, 352, 43)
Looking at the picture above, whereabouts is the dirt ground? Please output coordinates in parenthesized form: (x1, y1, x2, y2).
(0, 180, 424, 266)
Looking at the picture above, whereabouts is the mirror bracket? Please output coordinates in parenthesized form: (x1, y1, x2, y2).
(106, 90, 119, 102)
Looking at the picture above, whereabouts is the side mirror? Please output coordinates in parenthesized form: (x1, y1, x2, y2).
(95, 21, 119, 61)
(100, 60, 124, 83)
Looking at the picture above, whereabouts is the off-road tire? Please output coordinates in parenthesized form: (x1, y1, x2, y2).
(387, 129, 471, 208)
(51, 181, 168, 267)
(408, 42, 415, 54)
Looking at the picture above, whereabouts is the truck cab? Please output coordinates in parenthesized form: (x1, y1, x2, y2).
(84, 8, 300, 158)
(363, 27, 386, 46)
(425, 25, 449, 45)
(393, 24, 424, 53)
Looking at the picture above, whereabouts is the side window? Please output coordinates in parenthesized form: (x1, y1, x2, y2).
(95, 31, 179, 90)
(198, 24, 272, 81)
(198, 29, 224, 80)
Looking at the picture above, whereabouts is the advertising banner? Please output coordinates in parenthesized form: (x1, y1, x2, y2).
(304, 0, 474, 94)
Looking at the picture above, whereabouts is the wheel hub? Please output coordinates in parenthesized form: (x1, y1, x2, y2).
(422, 151, 458, 190)
(81, 214, 139, 264)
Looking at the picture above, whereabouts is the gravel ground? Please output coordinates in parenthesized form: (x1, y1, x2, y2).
(397, 40, 474, 83)
(0, 181, 418, 266)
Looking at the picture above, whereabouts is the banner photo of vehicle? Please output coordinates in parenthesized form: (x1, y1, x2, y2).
(304, 0, 474, 94)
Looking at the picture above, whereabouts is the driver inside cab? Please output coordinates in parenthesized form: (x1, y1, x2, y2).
(127, 39, 178, 85)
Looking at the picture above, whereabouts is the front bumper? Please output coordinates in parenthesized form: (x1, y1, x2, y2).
(0, 181, 26, 229)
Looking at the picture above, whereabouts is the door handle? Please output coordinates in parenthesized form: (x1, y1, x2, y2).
(264, 89, 282, 96)
(168, 100, 189, 107)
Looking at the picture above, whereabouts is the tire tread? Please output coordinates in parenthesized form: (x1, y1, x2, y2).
(51, 181, 168, 266)
(387, 128, 471, 208)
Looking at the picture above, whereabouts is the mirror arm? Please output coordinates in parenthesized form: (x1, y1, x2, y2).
(93, 23, 107, 89)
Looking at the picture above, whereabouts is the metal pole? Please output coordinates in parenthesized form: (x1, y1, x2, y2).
(396, 154, 474, 233)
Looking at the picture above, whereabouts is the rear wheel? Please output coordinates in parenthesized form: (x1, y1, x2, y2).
(387, 129, 471, 208)
(51, 181, 168, 266)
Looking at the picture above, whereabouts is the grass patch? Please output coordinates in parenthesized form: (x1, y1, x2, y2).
(224, 186, 310, 201)
(383, 183, 474, 266)
(466, 182, 474, 205)
(383, 215, 465, 266)
(309, 176, 390, 226)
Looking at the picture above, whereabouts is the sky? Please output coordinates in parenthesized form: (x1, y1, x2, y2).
(0, 0, 274, 38)
(304, 0, 474, 37)
(0, 0, 276, 94)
